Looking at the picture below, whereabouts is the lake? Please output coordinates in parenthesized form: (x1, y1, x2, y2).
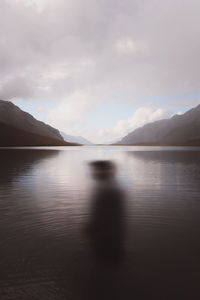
(0, 146, 200, 299)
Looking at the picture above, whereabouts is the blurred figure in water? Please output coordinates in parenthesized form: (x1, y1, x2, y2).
(83, 160, 127, 300)
(86, 160, 126, 265)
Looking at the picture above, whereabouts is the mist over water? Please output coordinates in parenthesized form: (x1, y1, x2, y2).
(0, 146, 200, 299)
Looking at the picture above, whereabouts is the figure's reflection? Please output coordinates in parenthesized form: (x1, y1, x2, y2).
(84, 160, 126, 299)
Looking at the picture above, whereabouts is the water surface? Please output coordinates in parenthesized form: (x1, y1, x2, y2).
(0, 146, 200, 299)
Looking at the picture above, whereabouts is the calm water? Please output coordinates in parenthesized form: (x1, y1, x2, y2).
(0, 146, 200, 299)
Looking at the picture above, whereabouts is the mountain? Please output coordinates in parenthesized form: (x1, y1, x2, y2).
(102, 138, 121, 145)
(0, 100, 78, 146)
(61, 132, 93, 145)
(118, 104, 200, 146)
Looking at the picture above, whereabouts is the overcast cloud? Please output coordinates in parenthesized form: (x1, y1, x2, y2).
(0, 0, 200, 142)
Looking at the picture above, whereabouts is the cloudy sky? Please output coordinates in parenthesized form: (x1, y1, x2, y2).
(0, 0, 200, 143)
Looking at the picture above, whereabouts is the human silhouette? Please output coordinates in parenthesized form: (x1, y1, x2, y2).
(86, 160, 125, 265)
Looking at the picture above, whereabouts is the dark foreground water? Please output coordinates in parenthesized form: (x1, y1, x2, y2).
(0, 146, 200, 299)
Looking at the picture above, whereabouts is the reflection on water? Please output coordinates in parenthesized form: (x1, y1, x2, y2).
(0, 147, 200, 299)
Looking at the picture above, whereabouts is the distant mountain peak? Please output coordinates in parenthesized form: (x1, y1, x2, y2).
(61, 131, 93, 145)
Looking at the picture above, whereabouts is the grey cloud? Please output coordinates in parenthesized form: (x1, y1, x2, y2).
(0, 76, 36, 100)
(0, 0, 200, 103)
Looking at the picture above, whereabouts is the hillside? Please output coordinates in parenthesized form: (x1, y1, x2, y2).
(61, 132, 93, 145)
(118, 104, 200, 146)
(0, 100, 78, 146)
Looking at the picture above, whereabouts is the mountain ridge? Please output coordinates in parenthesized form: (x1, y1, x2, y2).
(117, 104, 200, 146)
(61, 132, 93, 145)
(0, 100, 64, 141)
(0, 100, 79, 146)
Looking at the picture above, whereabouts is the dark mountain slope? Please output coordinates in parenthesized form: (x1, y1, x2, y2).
(0, 122, 79, 146)
(118, 104, 200, 145)
(0, 100, 79, 146)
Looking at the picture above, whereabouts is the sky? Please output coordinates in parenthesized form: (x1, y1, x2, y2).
(0, 0, 200, 143)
